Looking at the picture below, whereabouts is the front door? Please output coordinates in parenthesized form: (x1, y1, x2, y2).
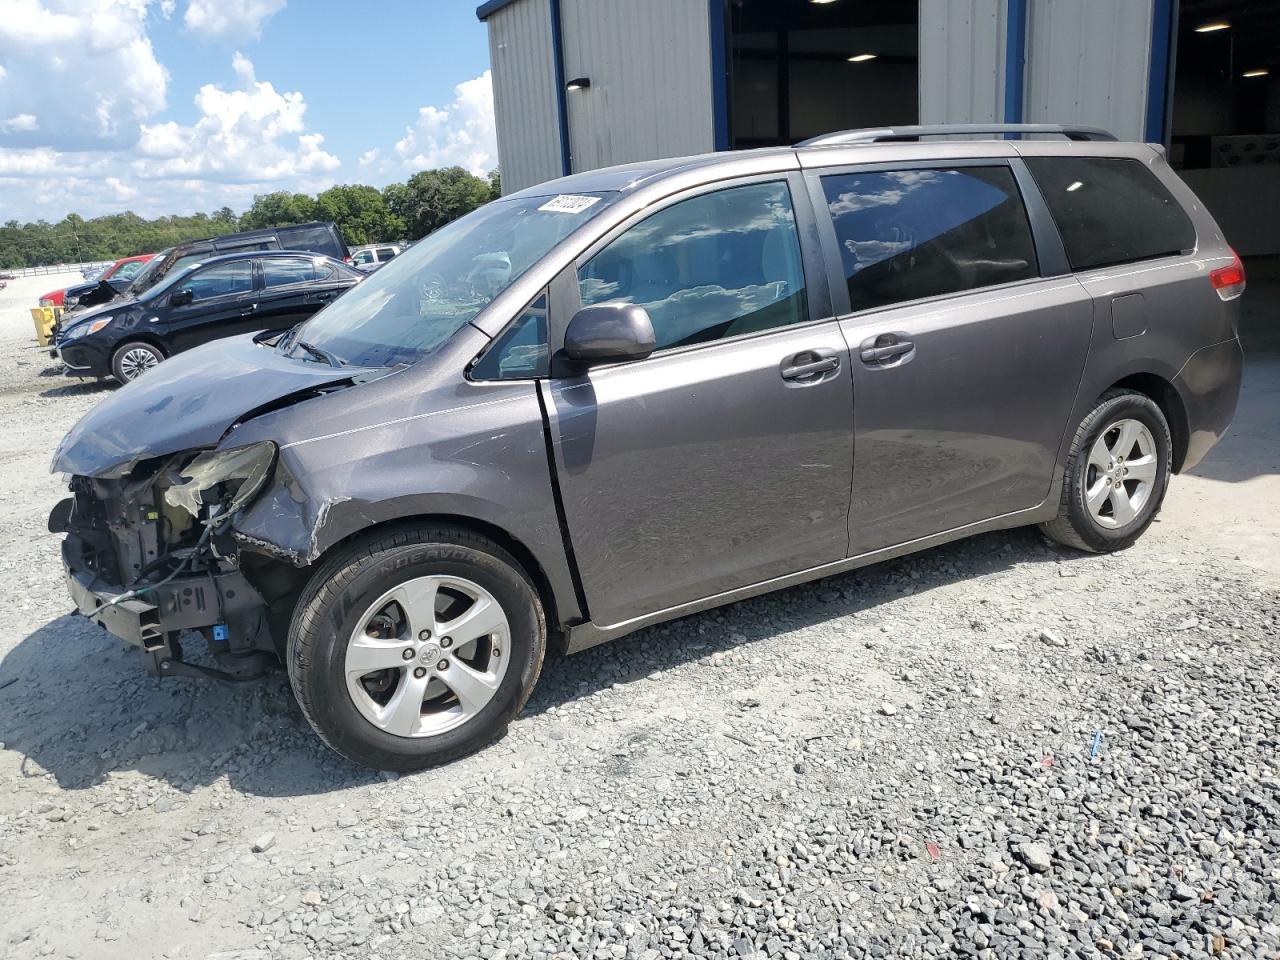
(162, 260, 259, 353)
(543, 178, 855, 629)
(810, 163, 1095, 555)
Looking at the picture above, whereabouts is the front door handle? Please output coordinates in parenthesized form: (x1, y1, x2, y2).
(859, 332, 915, 366)
(780, 348, 840, 383)
(239, 302, 258, 317)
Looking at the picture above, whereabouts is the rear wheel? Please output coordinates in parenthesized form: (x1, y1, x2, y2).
(111, 340, 163, 382)
(287, 525, 545, 771)
(1040, 389, 1172, 552)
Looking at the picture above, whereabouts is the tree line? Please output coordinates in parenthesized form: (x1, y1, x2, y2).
(0, 167, 501, 269)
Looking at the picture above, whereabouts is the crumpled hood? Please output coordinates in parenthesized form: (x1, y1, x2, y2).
(52, 333, 359, 477)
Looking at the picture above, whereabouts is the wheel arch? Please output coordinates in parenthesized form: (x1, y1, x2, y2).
(111, 334, 169, 359)
(1106, 372, 1190, 473)
(258, 511, 569, 648)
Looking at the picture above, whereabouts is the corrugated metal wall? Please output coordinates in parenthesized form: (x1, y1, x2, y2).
(918, 0, 1007, 124)
(487, 0, 563, 192)
(1023, 0, 1153, 140)
(559, 0, 715, 173)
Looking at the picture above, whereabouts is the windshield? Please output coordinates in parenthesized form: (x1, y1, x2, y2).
(287, 192, 614, 367)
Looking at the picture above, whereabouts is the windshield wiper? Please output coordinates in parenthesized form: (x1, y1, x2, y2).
(292, 339, 346, 367)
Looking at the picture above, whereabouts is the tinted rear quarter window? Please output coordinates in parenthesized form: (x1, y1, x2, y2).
(1024, 157, 1196, 271)
(820, 166, 1038, 314)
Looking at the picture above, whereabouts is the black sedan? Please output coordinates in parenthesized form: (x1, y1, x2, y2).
(55, 251, 363, 383)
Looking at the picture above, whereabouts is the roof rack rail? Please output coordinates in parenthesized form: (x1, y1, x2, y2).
(797, 124, 1118, 147)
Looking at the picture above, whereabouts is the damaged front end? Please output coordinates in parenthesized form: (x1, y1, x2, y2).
(52, 442, 291, 682)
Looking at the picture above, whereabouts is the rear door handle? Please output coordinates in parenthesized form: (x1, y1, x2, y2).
(859, 332, 915, 366)
(780, 348, 840, 383)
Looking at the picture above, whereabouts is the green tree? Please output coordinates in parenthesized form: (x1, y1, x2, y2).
(391, 166, 498, 240)
(313, 184, 405, 246)
(239, 191, 318, 231)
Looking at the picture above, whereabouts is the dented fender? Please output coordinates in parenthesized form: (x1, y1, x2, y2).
(228, 365, 584, 626)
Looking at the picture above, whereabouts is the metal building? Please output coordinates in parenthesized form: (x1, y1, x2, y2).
(478, 0, 1280, 253)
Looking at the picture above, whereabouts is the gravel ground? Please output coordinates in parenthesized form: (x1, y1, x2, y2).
(0, 269, 1278, 960)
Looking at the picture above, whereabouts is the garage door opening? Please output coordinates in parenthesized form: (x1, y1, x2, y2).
(727, 0, 919, 148)
(1170, 0, 1280, 254)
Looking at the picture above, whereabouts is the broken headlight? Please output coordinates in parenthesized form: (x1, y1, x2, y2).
(164, 441, 277, 521)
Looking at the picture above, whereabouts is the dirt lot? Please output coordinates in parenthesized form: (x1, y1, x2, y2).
(0, 269, 1277, 960)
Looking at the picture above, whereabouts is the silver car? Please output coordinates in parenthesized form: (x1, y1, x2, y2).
(51, 124, 1245, 770)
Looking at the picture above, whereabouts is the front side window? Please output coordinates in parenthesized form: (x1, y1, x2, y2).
(821, 166, 1038, 314)
(1024, 157, 1196, 271)
(288, 193, 613, 368)
(179, 262, 254, 302)
(578, 181, 808, 351)
(352, 250, 375, 266)
(470, 294, 548, 380)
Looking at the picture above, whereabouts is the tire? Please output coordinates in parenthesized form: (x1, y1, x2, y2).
(110, 340, 164, 383)
(1040, 389, 1173, 553)
(287, 525, 546, 771)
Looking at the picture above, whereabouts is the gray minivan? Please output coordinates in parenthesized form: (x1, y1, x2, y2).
(50, 125, 1245, 770)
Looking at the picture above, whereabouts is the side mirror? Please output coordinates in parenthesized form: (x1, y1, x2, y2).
(564, 304, 656, 367)
(170, 288, 194, 307)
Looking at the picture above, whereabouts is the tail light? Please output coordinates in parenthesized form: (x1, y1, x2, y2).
(1210, 249, 1246, 301)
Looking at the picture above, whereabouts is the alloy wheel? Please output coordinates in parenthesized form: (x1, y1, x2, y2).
(118, 347, 159, 380)
(1084, 418, 1158, 528)
(344, 575, 510, 737)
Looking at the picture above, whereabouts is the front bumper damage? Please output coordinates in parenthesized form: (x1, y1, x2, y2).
(53, 459, 286, 682)
(63, 539, 271, 680)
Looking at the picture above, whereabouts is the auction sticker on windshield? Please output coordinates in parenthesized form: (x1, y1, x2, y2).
(538, 194, 601, 214)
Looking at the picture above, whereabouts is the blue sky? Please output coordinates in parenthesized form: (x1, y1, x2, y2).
(0, 1, 498, 222)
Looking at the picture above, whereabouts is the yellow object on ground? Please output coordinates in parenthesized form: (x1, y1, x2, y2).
(30, 306, 62, 347)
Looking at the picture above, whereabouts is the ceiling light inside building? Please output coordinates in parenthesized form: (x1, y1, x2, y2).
(847, 53, 877, 63)
(1242, 69, 1270, 78)
(1194, 21, 1231, 33)
(811, 0, 840, 4)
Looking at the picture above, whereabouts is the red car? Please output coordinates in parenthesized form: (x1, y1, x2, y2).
(40, 253, 156, 307)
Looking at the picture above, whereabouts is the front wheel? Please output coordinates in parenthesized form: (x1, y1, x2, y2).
(1040, 389, 1172, 553)
(287, 525, 546, 771)
(111, 340, 164, 382)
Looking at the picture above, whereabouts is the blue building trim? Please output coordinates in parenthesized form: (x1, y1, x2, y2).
(1003, 0, 1028, 125)
(476, 0, 518, 20)
(1145, 0, 1176, 144)
(549, 0, 572, 176)
(708, 0, 730, 151)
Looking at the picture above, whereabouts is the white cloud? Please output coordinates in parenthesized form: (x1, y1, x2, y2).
(134, 53, 339, 182)
(0, 1, 168, 151)
(0, 53, 340, 221)
(3, 113, 38, 132)
(384, 71, 497, 177)
(184, 0, 286, 39)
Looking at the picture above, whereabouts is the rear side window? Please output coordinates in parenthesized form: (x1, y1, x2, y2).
(579, 181, 808, 350)
(376, 248, 398, 262)
(820, 166, 1037, 314)
(279, 225, 342, 259)
(1024, 157, 1196, 271)
(263, 257, 324, 287)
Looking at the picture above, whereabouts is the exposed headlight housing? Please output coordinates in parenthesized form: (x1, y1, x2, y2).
(164, 441, 277, 521)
